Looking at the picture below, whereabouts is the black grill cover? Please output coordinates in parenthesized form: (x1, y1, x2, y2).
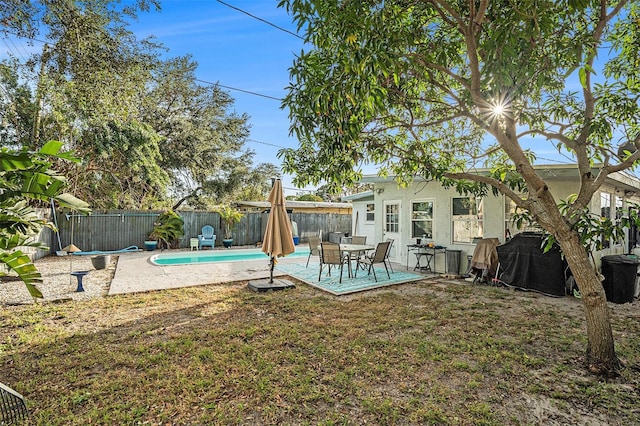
(496, 232, 566, 296)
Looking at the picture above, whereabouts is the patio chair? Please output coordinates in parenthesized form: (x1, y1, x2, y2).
(384, 238, 395, 273)
(351, 236, 367, 245)
(348, 235, 368, 265)
(355, 240, 391, 282)
(319, 242, 346, 283)
(306, 235, 321, 267)
(198, 225, 216, 250)
(1, 382, 29, 424)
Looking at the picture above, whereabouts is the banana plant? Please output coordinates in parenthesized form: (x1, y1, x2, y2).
(0, 141, 90, 298)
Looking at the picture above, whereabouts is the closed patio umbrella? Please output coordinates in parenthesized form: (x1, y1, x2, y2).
(249, 179, 296, 292)
(262, 179, 295, 282)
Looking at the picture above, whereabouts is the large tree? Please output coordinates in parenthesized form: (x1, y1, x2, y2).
(279, 0, 640, 374)
(1, 1, 279, 208)
(141, 56, 278, 208)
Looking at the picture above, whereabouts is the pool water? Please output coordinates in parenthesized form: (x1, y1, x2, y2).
(150, 247, 310, 266)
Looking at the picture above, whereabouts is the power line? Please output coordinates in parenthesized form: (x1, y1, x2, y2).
(1, 29, 47, 45)
(195, 78, 282, 101)
(7, 36, 28, 61)
(247, 138, 287, 149)
(216, 0, 304, 41)
(283, 186, 316, 193)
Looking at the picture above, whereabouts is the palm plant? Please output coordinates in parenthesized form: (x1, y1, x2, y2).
(148, 210, 184, 249)
(216, 205, 244, 240)
(0, 141, 90, 298)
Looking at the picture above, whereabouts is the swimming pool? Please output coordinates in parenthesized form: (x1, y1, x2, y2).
(150, 247, 311, 266)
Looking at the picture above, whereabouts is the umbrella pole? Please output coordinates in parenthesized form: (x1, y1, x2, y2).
(269, 256, 275, 284)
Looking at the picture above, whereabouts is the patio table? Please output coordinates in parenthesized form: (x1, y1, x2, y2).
(340, 243, 374, 278)
(317, 243, 375, 278)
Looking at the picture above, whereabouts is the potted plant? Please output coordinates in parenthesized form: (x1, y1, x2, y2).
(147, 210, 185, 250)
(216, 205, 244, 248)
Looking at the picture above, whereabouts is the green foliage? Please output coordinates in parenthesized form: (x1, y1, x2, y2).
(296, 194, 323, 202)
(137, 56, 277, 208)
(279, 0, 639, 204)
(216, 205, 244, 239)
(76, 120, 169, 209)
(555, 195, 626, 254)
(148, 210, 184, 249)
(0, 141, 89, 297)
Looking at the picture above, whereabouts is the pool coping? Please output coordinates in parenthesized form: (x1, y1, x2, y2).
(108, 248, 309, 296)
(148, 247, 311, 266)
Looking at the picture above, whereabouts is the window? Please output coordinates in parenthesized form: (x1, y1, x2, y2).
(600, 192, 611, 249)
(411, 201, 434, 238)
(504, 198, 516, 240)
(615, 195, 624, 220)
(385, 204, 399, 233)
(452, 196, 484, 243)
(365, 203, 375, 222)
(601, 192, 611, 219)
(504, 197, 540, 236)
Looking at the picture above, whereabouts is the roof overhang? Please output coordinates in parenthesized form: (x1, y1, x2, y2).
(236, 200, 352, 209)
(341, 190, 374, 202)
(360, 164, 640, 192)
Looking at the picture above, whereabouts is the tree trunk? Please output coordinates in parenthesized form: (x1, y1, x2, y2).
(557, 232, 619, 375)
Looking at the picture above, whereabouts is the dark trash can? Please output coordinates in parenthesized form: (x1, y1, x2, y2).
(446, 249, 461, 274)
(328, 232, 344, 243)
(601, 255, 639, 304)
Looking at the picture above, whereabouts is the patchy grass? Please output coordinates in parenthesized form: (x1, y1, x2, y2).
(1, 280, 639, 425)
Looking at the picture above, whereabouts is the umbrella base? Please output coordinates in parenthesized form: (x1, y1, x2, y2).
(247, 278, 296, 293)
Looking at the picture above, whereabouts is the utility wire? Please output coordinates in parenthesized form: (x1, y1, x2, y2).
(248, 138, 287, 149)
(1, 29, 47, 45)
(195, 78, 282, 101)
(216, 0, 304, 40)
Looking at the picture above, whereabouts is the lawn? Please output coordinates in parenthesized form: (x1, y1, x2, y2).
(1, 278, 638, 425)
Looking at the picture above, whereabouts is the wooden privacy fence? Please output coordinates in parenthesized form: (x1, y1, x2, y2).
(41, 209, 352, 257)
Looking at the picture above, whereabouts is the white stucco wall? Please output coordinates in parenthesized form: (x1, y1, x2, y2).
(350, 199, 377, 244)
(353, 180, 505, 272)
(353, 172, 640, 274)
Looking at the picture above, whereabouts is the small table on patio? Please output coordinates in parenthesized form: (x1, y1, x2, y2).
(340, 243, 374, 278)
(406, 244, 447, 275)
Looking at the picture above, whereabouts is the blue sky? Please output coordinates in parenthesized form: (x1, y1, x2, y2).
(131, 1, 310, 196)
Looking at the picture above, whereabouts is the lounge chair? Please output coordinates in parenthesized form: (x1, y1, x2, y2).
(198, 225, 216, 250)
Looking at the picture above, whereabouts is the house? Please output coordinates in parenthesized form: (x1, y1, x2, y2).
(343, 164, 640, 274)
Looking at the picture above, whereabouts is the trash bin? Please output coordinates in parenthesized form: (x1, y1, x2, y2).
(328, 232, 344, 243)
(601, 255, 639, 304)
(293, 236, 300, 245)
(446, 249, 461, 275)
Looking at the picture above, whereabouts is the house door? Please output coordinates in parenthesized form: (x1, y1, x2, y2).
(383, 200, 402, 263)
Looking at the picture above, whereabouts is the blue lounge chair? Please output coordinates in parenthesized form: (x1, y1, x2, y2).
(198, 225, 216, 249)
